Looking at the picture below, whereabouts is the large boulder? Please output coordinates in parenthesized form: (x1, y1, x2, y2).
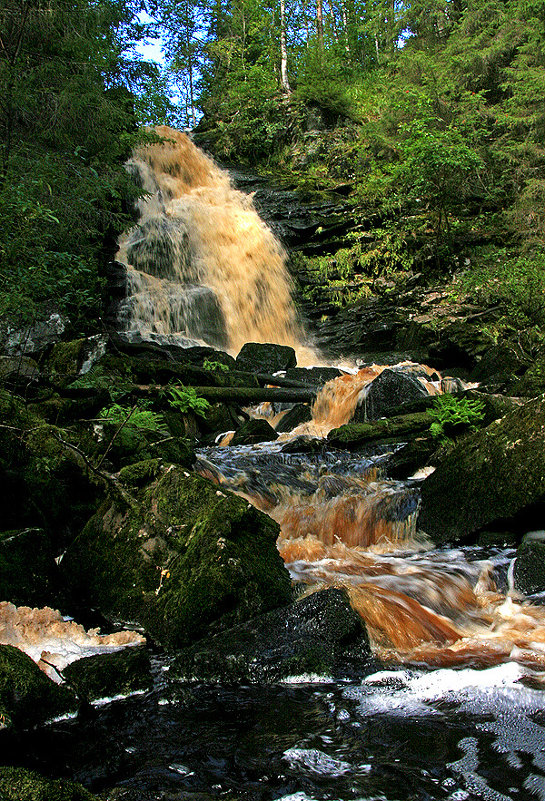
(0, 644, 76, 730)
(353, 368, 433, 422)
(61, 470, 292, 649)
(236, 342, 297, 373)
(230, 418, 278, 445)
(172, 588, 370, 683)
(419, 394, 545, 544)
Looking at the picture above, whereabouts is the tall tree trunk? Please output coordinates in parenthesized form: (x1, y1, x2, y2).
(316, 0, 324, 49)
(280, 0, 291, 93)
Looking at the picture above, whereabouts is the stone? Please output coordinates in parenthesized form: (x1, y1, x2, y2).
(172, 588, 370, 683)
(0, 644, 76, 730)
(274, 403, 313, 433)
(0, 767, 97, 800)
(61, 470, 292, 649)
(0, 356, 40, 386)
(235, 342, 297, 373)
(353, 369, 432, 422)
(230, 418, 278, 446)
(327, 412, 432, 449)
(1, 312, 67, 357)
(418, 394, 545, 545)
(63, 646, 151, 702)
(514, 531, 545, 595)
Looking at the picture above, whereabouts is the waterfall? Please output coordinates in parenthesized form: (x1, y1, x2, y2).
(116, 126, 312, 359)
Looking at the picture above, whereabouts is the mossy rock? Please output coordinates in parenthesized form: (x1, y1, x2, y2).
(0, 767, 98, 800)
(173, 588, 370, 683)
(117, 459, 162, 488)
(230, 418, 278, 446)
(274, 403, 312, 433)
(419, 394, 545, 545)
(0, 528, 60, 607)
(0, 645, 76, 730)
(514, 532, 545, 595)
(61, 470, 292, 649)
(63, 646, 151, 702)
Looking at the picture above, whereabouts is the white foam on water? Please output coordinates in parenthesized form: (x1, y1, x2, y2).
(345, 662, 545, 801)
(282, 748, 352, 776)
(281, 673, 335, 685)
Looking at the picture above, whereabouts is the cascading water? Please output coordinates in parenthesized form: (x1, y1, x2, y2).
(116, 127, 313, 359)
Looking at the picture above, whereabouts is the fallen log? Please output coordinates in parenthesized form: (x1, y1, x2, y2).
(133, 385, 317, 404)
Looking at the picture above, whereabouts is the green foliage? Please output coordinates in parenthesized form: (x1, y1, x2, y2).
(165, 385, 211, 418)
(428, 394, 486, 442)
(457, 250, 545, 330)
(203, 359, 230, 373)
(98, 402, 168, 434)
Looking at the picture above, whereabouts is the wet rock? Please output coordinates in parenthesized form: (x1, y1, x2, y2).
(419, 394, 545, 545)
(63, 646, 151, 703)
(279, 435, 325, 454)
(230, 418, 278, 446)
(514, 531, 545, 595)
(198, 403, 247, 444)
(274, 403, 312, 433)
(0, 766, 97, 800)
(0, 644, 76, 730)
(284, 367, 344, 387)
(353, 369, 432, 422)
(0, 528, 60, 608)
(172, 588, 370, 683)
(61, 470, 292, 649)
(236, 342, 297, 373)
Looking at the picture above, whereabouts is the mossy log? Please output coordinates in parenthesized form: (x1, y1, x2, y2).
(134, 385, 317, 404)
(327, 411, 432, 449)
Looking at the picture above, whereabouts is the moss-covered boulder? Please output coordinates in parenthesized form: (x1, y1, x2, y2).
(61, 470, 292, 649)
(63, 646, 151, 702)
(419, 394, 545, 544)
(0, 529, 60, 607)
(507, 356, 545, 397)
(514, 531, 545, 595)
(230, 418, 278, 446)
(172, 588, 370, 683)
(0, 645, 76, 730)
(0, 767, 97, 800)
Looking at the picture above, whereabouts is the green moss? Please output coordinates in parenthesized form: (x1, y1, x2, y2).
(118, 459, 162, 487)
(46, 339, 86, 380)
(62, 471, 293, 649)
(0, 645, 76, 729)
(0, 767, 97, 801)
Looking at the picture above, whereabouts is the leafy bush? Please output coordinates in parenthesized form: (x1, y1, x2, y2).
(165, 385, 210, 418)
(428, 394, 486, 442)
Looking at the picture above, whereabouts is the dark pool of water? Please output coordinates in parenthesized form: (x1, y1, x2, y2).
(4, 664, 545, 801)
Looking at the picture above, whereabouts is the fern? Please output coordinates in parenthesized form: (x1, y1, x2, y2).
(98, 402, 168, 434)
(428, 394, 486, 442)
(165, 385, 210, 418)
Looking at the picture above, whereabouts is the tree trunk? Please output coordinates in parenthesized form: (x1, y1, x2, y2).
(280, 0, 291, 94)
